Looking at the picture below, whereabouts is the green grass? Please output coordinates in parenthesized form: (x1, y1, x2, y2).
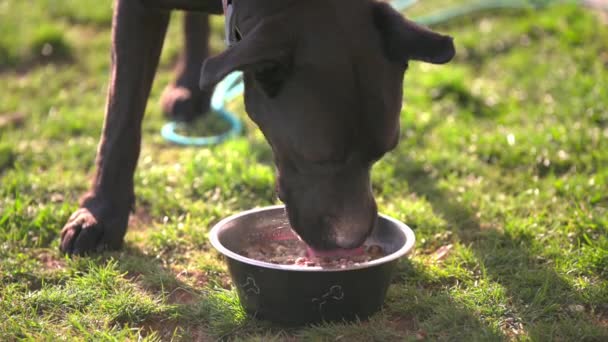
(1, 0, 608, 340)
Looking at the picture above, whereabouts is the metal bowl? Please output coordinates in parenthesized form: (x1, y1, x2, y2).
(209, 205, 415, 325)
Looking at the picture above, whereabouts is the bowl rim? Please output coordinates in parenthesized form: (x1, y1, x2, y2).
(209, 205, 416, 272)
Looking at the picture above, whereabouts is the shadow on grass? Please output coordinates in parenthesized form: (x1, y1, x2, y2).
(85, 245, 221, 340)
(0, 45, 75, 75)
(97, 244, 300, 340)
(388, 259, 505, 340)
(393, 154, 603, 338)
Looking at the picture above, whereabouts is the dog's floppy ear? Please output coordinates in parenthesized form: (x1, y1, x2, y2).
(372, 1, 455, 66)
(200, 14, 293, 96)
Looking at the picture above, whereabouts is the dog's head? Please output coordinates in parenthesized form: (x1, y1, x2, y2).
(201, 0, 454, 251)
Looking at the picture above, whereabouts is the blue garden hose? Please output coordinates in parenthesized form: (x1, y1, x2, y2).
(161, 0, 596, 146)
(161, 71, 244, 146)
(409, 0, 597, 26)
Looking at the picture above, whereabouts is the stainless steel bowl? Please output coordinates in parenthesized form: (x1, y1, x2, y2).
(209, 205, 415, 324)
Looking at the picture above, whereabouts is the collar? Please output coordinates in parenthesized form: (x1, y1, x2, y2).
(223, 0, 241, 47)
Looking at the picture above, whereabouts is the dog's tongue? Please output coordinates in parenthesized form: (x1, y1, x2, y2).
(306, 246, 365, 258)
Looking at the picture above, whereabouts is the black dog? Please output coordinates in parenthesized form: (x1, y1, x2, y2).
(60, 0, 455, 255)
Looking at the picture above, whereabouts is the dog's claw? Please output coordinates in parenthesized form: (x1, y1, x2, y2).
(59, 207, 121, 256)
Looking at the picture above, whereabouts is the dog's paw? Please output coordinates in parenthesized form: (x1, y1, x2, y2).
(161, 84, 212, 122)
(60, 207, 126, 256)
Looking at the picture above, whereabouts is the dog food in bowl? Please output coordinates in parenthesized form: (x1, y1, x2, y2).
(240, 238, 386, 269)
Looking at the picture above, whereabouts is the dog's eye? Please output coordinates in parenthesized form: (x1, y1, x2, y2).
(254, 65, 282, 97)
(254, 61, 291, 98)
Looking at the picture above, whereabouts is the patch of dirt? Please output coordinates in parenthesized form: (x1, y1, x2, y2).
(173, 267, 232, 290)
(0, 112, 26, 129)
(500, 316, 525, 338)
(49, 193, 65, 203)
(387, 316, 419, 337)
(174, 269, 209, 287)
(37, 251, 66, 270)
(140, 318, 179, 340)
(431, 244, 454, 262)
(597, 304, 608, 327)
(129, 206, 155, 231)
(123, 269, 144, 282)
(186, 326, 215, 342)
(167, 288, 199, 305)
(140, 318, 213, 342)
(587, 0, 608, 24)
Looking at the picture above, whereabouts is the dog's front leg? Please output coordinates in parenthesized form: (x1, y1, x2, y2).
(60, 0, 170, 255)
(161, 12, 213, 122)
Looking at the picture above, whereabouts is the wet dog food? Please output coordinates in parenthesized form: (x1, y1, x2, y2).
(240, 239, 386, 269)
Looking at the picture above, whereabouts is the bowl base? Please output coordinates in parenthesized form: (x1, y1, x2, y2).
(246, 308, 379, 326)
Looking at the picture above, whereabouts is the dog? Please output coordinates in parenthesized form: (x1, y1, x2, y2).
(59, 0, 455, 255)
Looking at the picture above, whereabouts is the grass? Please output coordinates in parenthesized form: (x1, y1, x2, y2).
(1, 0, 607, 340)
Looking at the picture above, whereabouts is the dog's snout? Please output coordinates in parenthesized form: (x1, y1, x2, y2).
(285, 184, 377, 251)
(328, 203, 377, 249)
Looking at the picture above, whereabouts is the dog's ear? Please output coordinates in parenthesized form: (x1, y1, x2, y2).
(200, 15, 293, 97)
(372, 1, 455, 66)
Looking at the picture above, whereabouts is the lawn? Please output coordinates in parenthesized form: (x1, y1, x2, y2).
(1, 0, 607, 341)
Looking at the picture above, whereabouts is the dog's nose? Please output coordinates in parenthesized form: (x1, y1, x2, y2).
(327, 211, 376, 249)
